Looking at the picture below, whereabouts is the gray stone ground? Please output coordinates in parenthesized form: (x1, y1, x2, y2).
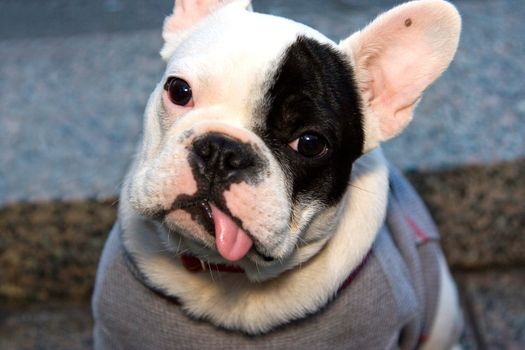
(1, 0, 524, 204)
(0, 0, 524, 349)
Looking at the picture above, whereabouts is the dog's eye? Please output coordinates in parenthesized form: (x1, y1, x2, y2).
(164, 77, 192, 106)
(289, 133, 328, 158)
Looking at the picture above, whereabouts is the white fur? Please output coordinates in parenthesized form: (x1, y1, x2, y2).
(161, 0, 253, 61)
(121, 148, 389, 334)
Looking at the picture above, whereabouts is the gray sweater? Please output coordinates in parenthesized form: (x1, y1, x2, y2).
(92, 167, 447, 349)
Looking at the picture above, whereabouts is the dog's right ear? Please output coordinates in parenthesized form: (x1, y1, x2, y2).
(339, 0, 461, 153)
(160, 0, 252, 61)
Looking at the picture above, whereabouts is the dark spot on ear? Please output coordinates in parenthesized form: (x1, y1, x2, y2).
(405, 18, 412, 27)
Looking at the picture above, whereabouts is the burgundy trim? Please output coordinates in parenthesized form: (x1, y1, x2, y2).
(337, 250, 372, 292)
(404, 215, 430, 242)
(418, 334, 429, 346)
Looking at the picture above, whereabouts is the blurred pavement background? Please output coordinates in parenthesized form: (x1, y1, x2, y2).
(1, 0, 524, 349)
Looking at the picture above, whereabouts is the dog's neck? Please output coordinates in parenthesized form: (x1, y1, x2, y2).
(120, 148, 389, 334)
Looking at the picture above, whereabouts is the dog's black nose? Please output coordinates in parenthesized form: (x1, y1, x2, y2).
(192, 133, 256, 182)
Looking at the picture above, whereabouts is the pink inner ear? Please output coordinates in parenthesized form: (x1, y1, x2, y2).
(164, 0, 222, 34)
(343, 0, 461, 144)
(370, 35, 434, 139)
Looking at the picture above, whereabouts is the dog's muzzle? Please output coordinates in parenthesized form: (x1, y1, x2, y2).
(163, 132, 270, 261)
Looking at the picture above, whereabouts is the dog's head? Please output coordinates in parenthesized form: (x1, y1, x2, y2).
(125, 0, 460, 280)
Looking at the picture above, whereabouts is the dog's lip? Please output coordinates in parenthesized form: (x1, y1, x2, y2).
(162, 199, 277, 262)
(170, 198, 211, 212)
(158, 198, 216, 238)
(168, 198, 214, 222)
(252, 248, 275, 262)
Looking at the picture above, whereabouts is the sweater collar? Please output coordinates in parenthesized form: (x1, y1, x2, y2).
(180, 250, 372, 293)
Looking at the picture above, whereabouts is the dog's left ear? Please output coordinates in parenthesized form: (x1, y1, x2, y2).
(339, 0, 461, 152)
(161, 0, 252, 61)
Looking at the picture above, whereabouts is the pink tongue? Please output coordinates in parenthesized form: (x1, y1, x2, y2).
(211, 205, 253, 261)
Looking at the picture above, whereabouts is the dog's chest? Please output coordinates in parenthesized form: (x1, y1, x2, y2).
(92, 168, 441, 350)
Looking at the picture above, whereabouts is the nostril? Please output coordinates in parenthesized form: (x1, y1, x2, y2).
(198, 144, 211, 159)
(194, 138, 213, 161)
(225, 152, 253, 170)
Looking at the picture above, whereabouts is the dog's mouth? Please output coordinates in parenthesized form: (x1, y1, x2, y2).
(162, 199, 260, 262)
(210, 204, 253, 261)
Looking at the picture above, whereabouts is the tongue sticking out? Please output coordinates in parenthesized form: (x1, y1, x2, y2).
(211, 205, 253, 261)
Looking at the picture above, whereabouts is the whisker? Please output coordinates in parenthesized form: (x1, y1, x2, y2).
(349, 183, 378, 195)
(176, 248, 190, 255)
(296, 236, 308, 246)
(176, 235, 183, 253)
(208, 261, 216, 282)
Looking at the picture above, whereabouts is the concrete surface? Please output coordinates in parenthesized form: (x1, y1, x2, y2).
(457, 269, 525, 349)
(407, 159, 525, 269)
(0, 303, 93, 350)
(1, 0, 524, 203)
(0, 200, 113, 303)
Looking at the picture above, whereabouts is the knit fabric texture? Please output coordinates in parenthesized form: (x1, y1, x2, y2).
(92, 166, 447, 349)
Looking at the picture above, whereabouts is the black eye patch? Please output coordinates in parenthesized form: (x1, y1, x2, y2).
(255, 36, 364, 207)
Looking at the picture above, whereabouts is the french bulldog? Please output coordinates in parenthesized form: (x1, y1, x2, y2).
(92, 0, 464, 349)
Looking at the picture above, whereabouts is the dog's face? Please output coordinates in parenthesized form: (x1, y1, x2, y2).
(125, 0, 460, 278)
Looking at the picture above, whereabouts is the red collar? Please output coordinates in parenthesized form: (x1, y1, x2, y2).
(180, 254, 245, 273)
(180, 251, 371, 292)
